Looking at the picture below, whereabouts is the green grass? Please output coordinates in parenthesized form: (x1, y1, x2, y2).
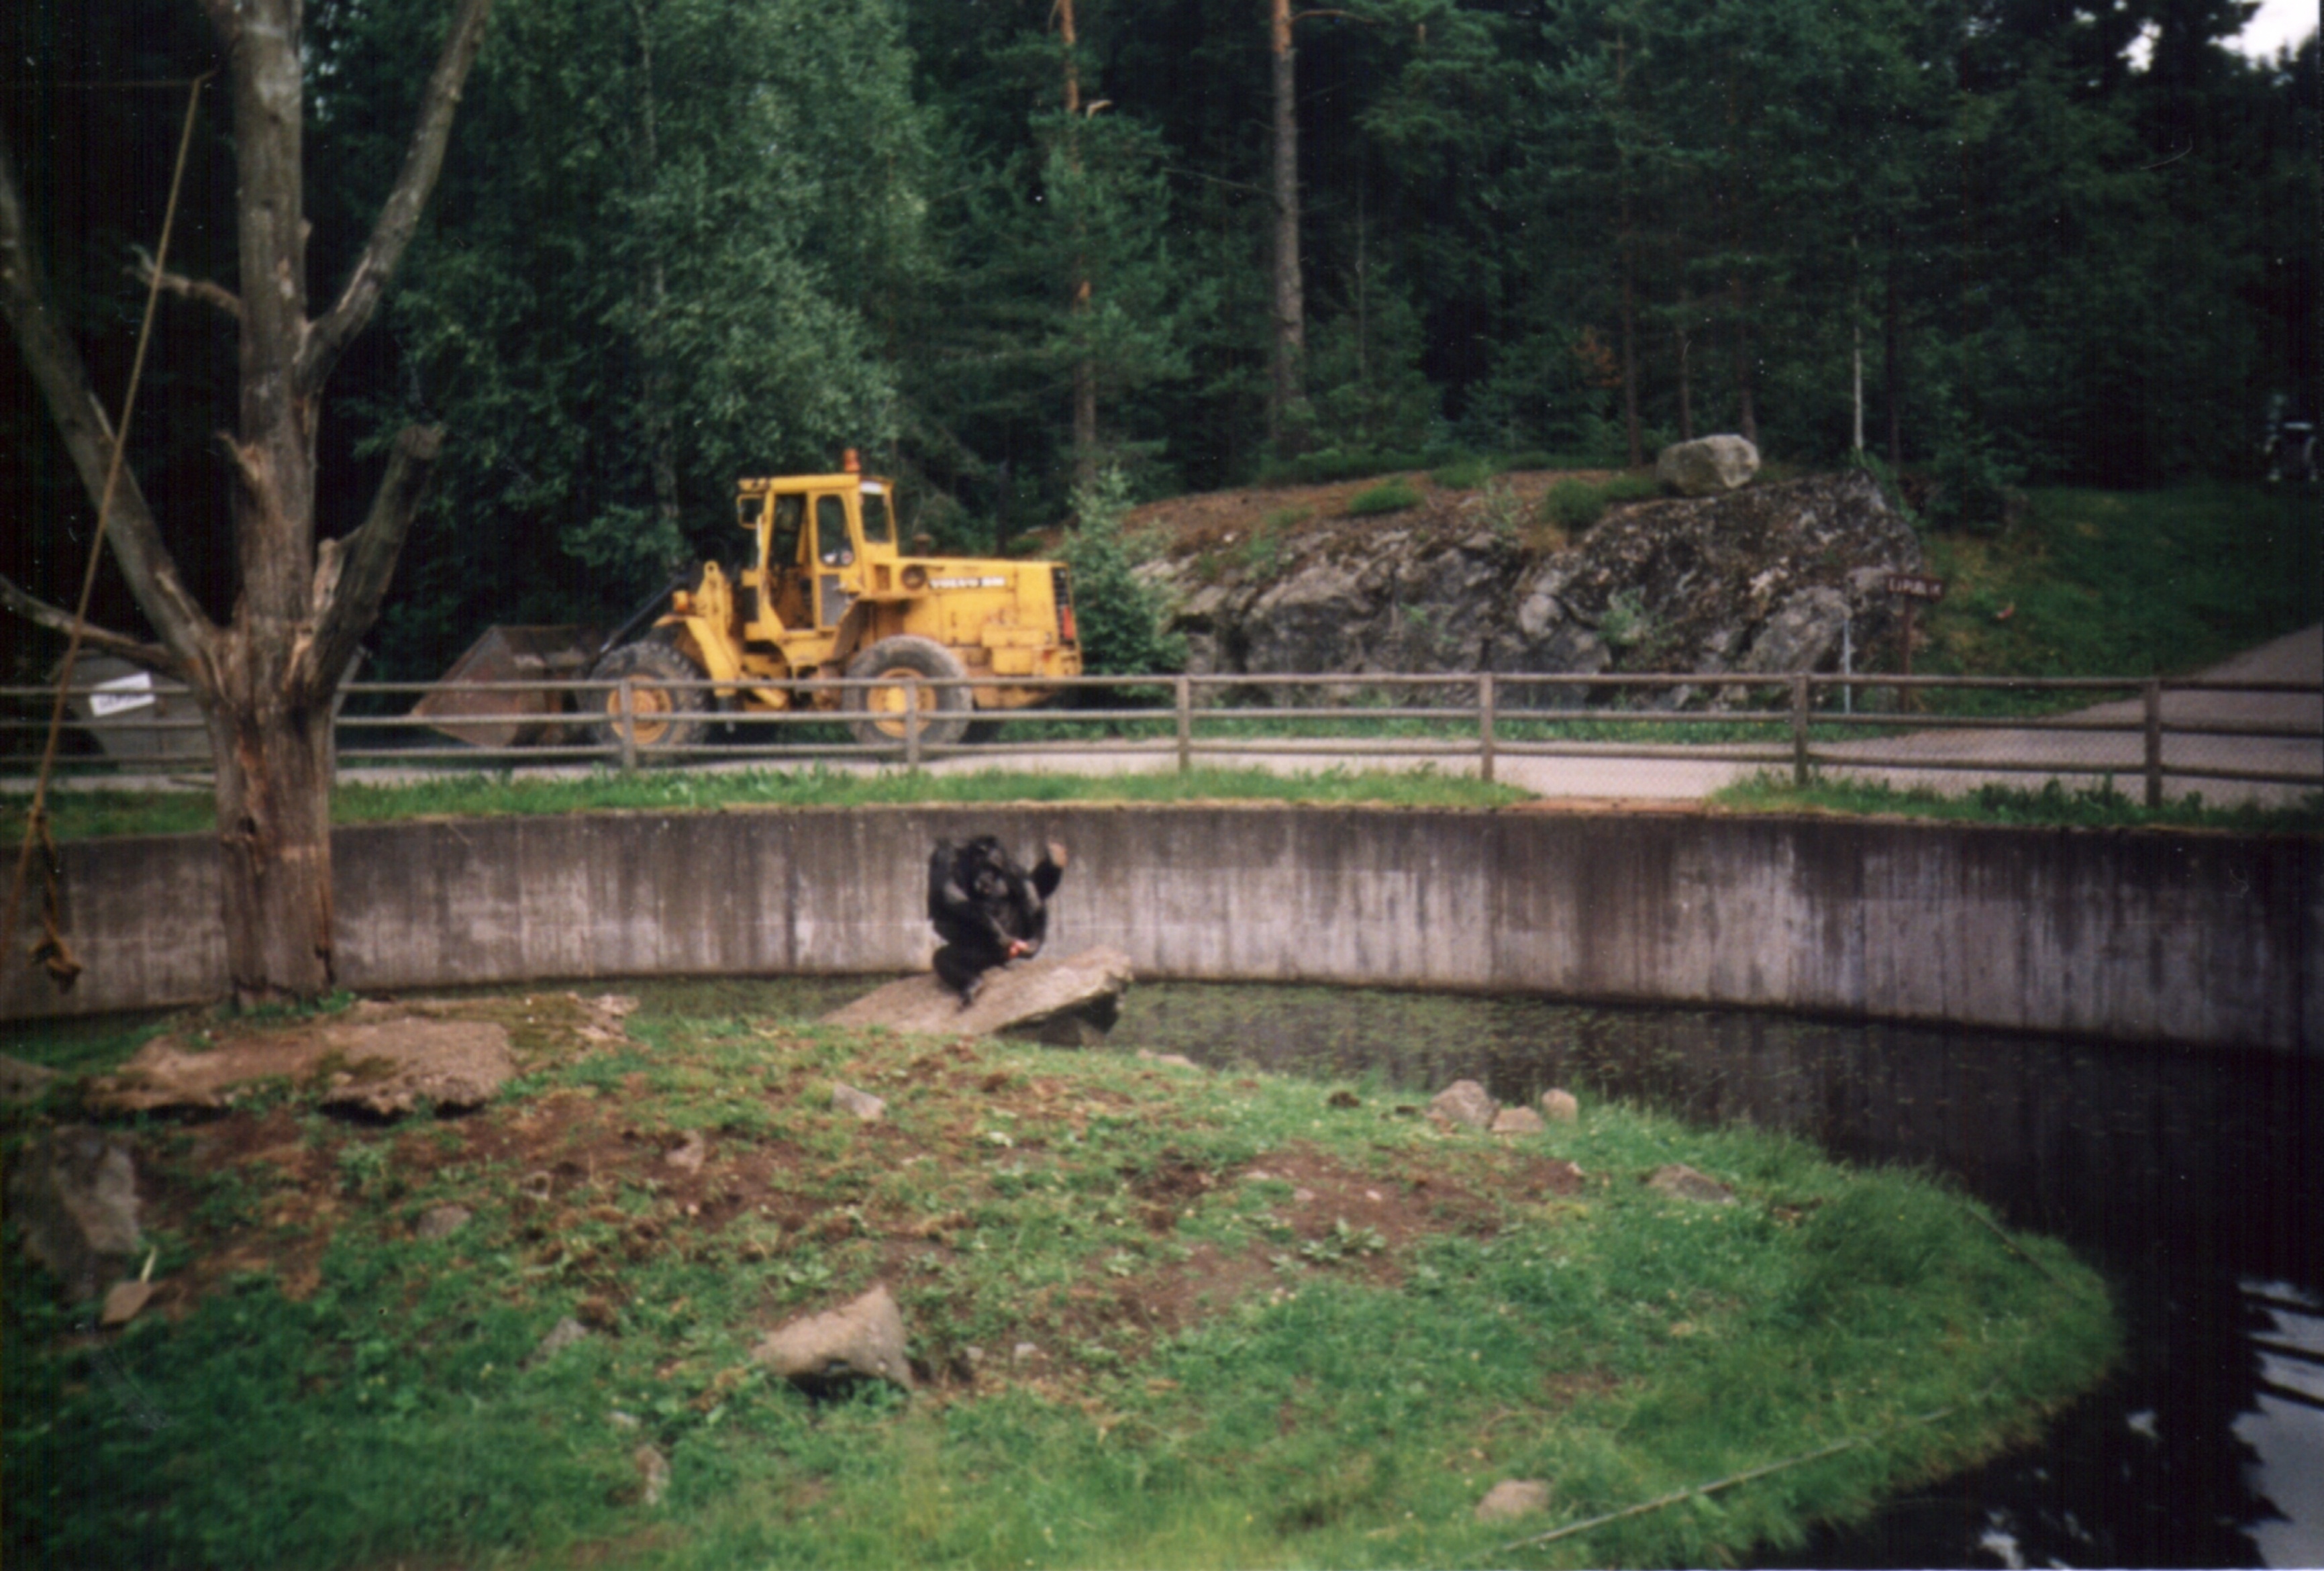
(10, 766, 1531, 842)
(1542, 473, 1661, 533)
(1915, 483, 2321, 711)
(1713, 771, 2324, 833)
(1345, 478, 1424, 517)
(3, 986, 2117, 1570)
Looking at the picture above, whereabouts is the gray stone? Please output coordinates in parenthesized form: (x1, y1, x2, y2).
(752, 1284, 913, 1390)
(0, 1053, 60, 1104)
(1475, 1478, 1552, 1523)
(632, 1443, 670, 1508)
(1741, 585, 1852, 675)
(1491, 1106, 1546, 1136)
(1428, 1080, 1499, 1131)
(665, 1131, 710, 1170)
(415, 1204, 473, 1241)
(9, 1125, 142, 1299)
(1647, 1164, 1737, 1205)
(531, 1316, 593, 1362)
(1135, 1049, 1198, 1070)
(823, 946, 1133, 1044)
(1656, 434, 1760, 496)
(830, 1083, 887, 1123)
(1540, 1088, 1580, 1123)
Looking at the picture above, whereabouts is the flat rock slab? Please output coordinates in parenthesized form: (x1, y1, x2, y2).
(91, 1016, 515, 1116)
(822, 948, 1133, 1043)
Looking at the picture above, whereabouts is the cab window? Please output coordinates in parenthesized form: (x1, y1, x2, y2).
(770, 494, 806, 566)
(815, 495, 854, 567)
(860, 483, 894, 547)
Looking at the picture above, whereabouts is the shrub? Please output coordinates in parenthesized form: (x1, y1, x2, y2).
(1542, 478, 1607, 531)
(1543, 473, 1658, 534)
(1346, 478, 1423, 516)
(1428, 456, 1497, 490)
(1058, 468, 1186, 676)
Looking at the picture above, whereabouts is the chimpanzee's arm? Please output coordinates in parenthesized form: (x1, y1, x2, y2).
(1031, 840, 1068, 901)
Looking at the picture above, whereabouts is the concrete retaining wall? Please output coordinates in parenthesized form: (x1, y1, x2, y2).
(5, 806, 2315, 1054)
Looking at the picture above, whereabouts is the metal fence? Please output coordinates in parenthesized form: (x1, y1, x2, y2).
(6, 668, 2319, 807)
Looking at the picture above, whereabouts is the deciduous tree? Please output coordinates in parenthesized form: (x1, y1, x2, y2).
(0, 0, 493, 1003)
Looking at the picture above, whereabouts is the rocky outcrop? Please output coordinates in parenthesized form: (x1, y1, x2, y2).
(1146, 470, 1921, 709)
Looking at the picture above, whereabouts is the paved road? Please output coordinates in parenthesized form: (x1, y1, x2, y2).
(19, 627, 2320, 807)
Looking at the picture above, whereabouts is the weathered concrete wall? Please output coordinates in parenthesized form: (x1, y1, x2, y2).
(4, 806, 2315, 1054)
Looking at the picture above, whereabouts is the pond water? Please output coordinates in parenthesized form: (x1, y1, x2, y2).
(1093, 982, 2322, 1570)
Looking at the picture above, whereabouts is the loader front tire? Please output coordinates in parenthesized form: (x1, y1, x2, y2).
(843, 636, 972, 750)
(593, 640, 709, 754)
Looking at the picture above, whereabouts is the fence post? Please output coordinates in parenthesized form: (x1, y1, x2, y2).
(1791, 674, 1811, 788)
(1478, 671, 1497, 785)
(618, 679, 638, 775)
(904, 678, 922, 770)
(2143, 678, 2164, 809)
(1175, 674, 1192, 775)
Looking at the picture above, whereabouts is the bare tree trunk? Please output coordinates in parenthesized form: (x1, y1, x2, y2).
(1884, 216, 1903, 470)
(1676, 282, 1695, 442)
(1, 0, 490, 1005)
(1266, 0, 1309, 455)
(633, 0, 681, 536)
(1061, 0, 1098, 489)
(1614, 38, 1641, 469)
(1729, 274, 1756, 448)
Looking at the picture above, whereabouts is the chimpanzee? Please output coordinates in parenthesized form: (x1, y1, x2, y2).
(926, 836, 1068, 1005)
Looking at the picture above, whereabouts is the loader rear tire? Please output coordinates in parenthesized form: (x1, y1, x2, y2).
(843, 636, 972, 750)
(593, 640, 709, 754)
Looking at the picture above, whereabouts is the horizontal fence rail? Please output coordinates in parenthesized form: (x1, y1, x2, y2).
(4, 667, 2319, 806)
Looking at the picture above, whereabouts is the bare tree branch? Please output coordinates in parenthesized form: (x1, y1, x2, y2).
(0, 574, 188, 680)
(0, 131, 221, 677)
(128, 245, 242, 321)
(296, 423, 444, 702)
(301, 0, 495, 391)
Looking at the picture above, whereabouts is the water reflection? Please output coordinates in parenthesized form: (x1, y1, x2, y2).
(1109, 984, 2324, 1570)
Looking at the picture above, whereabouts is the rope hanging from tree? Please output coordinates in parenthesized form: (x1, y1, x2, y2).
(1, 70, 212, 995)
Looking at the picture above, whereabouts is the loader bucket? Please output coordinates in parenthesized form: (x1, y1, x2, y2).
(412, 625, 601, 748)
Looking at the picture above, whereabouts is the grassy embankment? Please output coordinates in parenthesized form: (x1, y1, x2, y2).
(4, 984, 2115, 1570)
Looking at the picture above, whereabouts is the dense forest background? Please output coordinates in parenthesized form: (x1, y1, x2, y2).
(3, 0, 2316, 683)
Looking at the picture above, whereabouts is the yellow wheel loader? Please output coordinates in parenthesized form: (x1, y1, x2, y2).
(415, 456, 1082, 752)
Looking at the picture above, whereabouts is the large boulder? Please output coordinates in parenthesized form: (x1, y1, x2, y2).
(1655, 434, 1760, 495)
(824, 946, 1132, 1044)
(9, 1125, 142, 1300)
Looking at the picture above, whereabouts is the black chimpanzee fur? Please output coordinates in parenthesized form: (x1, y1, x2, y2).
(926, 836, 1068, 1005)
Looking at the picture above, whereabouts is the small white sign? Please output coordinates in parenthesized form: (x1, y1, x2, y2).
(929, 576, 1007, 589)
(89, 670, 156, 717)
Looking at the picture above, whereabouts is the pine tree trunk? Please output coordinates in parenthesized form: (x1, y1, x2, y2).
(1062, 0, 1098, 488)
(1267, 0, 1308, 454)
(1884, 218, 1903, 470)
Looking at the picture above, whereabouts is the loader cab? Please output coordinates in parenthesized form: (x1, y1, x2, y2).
(736, 468, 902, 634)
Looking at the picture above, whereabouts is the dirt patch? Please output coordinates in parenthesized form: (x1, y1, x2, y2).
(1124, 467, 1617, 562)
